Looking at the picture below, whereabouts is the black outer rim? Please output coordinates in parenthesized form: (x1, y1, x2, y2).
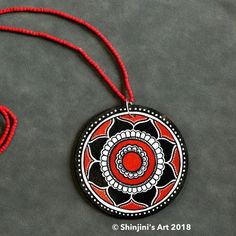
(74, 105, 188, 219)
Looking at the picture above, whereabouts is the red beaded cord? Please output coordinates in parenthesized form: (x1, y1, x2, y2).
(0, 7, 135, 154)
(0, 106, 17, 154)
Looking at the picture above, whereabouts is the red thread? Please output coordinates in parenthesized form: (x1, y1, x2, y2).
(0, 7, 134, 154)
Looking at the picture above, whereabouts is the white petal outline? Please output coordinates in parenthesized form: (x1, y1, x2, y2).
(134, 119, 161, 138)
(158, 137, 177, 163)
(156, 163, 177, 189)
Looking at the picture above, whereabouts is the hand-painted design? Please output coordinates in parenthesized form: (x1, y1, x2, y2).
(115, 145, 148, 179)
(108, 187, 130, 205)
(158, 138, 176, 162)
(156, 164, 176, 188)
(108, 118, 132, 137)
(119, 114, 148, 124)
(91, 120, 113, 140)
(75, 105, 188, 218)
(108, 185, 159, 207)
(89, 137, 108, 160)
(90, 183, 114, 205)
(154, 182, 175, 204)
(132, 186, 157, 206)
(155, 121, 175, 142)
(85, 115, 178, 204)
(120, 199, 147, 210)
(134, 120, 160, 139)
(88, 162, 107, 187)
(171, 148, 180, 175)
(100, 129, 165, 194)
(84, 147, 94, 176)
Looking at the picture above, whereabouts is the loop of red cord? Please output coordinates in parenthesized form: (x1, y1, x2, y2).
(0, 106, 17, 154)
(0, 6, 134, 154)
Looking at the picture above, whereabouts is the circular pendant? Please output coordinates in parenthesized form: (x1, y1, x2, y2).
(75, 105, 188, 218)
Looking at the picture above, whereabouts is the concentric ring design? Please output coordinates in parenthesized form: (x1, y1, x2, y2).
(116, 145, 148, 178)
(100, 130, 165, 194)
(75, 105, 188, 218)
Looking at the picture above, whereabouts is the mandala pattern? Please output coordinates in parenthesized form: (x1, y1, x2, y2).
(115, 144, 149, 179)
(75, 105, 188, 218)
(100, 129, 165, 194)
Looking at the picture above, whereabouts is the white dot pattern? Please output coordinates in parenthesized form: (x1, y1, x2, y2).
(75, 105, 188, 218)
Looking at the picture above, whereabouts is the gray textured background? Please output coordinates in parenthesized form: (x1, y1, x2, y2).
(0, 0, 235, 235)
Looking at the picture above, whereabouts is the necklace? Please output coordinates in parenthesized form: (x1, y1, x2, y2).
(0, 7, 188, 218)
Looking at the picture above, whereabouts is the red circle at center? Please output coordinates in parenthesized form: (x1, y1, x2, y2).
(122, 152, 142, 172)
